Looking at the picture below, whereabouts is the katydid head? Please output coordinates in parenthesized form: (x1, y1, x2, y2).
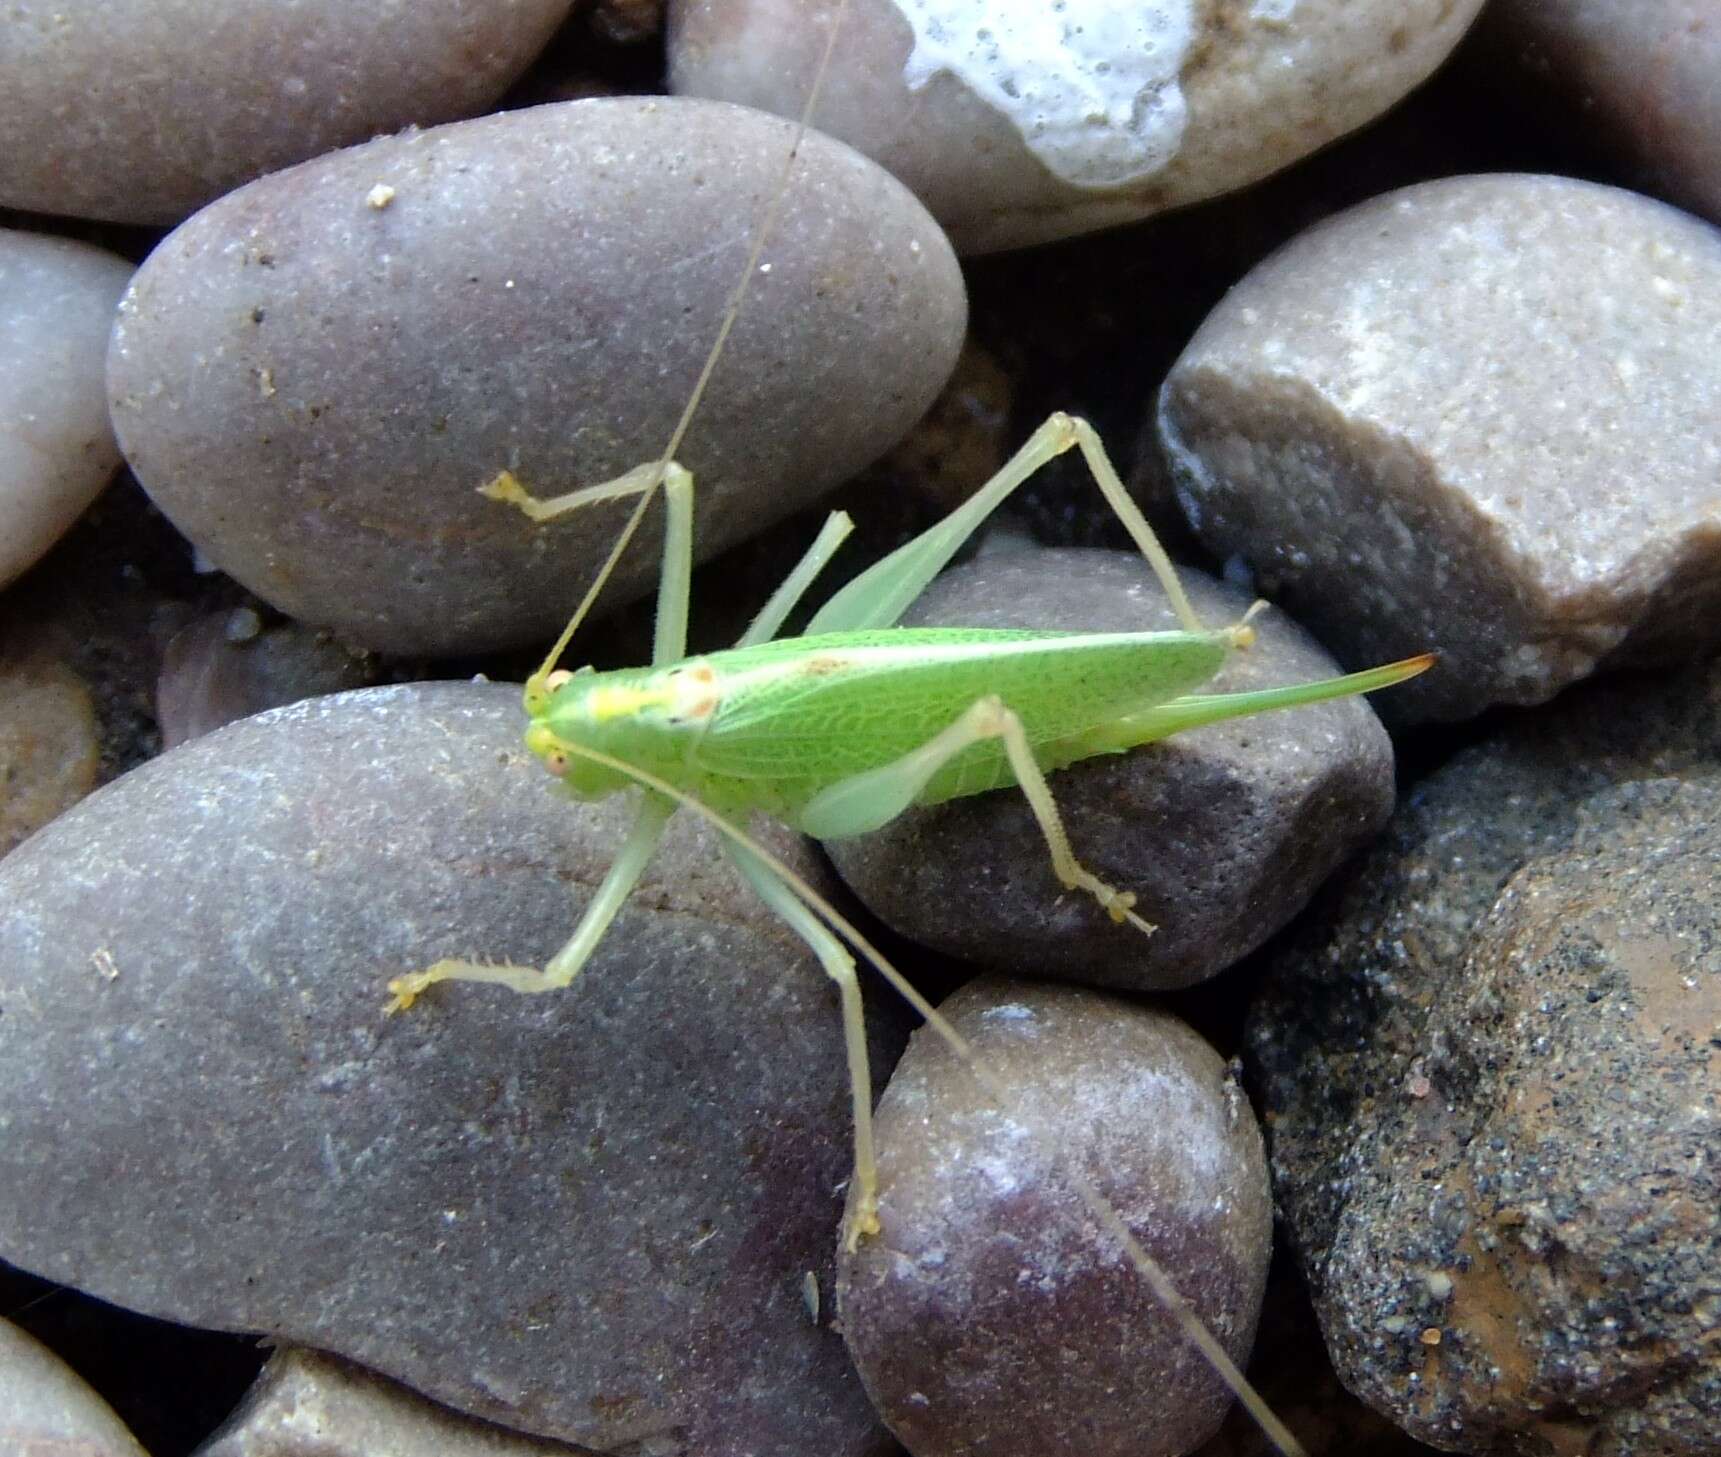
(522, 665, 584, 718)
(522, 664, 649, 800)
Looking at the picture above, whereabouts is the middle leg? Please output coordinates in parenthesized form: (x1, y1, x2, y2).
(797, 696, 1154, 933)
(386, 792, 676, 1012)
(725, 838, 883, 1252)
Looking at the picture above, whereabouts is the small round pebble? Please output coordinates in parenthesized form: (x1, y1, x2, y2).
(108, 98, 966, 655)
(0, 230, 133, 589)
(0, 0, 574, 224)
(200, 1347, 585, 1457)
(0, 654, 101, 859)
(1158, 174, 1721, 722)
(822, 547, 1400, 990)
(670, 0, 1486, 252)
(0, 1317, 148, 1457)
(838, 976, 1272, 1457)
(155, 611, 377, 749)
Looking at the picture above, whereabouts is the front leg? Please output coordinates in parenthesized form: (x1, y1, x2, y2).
(385, 794, 675, 1012)
(483, 462, 698, 668)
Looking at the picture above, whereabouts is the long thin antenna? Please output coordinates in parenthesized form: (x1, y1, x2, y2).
(530, 0, 854, 682)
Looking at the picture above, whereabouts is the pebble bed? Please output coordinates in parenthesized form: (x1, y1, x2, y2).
(1, 3, 1717, 1456)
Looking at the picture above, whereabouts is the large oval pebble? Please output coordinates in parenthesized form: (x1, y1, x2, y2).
(1158, 174, 1721, 722)
(1, 230, 133, 588)
(838, 977, 1271, 1457)
(0, 1, 573, 224)
(109, 98, 966, 655)
(670, 0, 1486, 252)
(0, 682, 902, 1456)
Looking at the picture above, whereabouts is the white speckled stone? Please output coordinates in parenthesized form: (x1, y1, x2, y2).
(1158, 174, 1721, 722)
(670, 0, 1487, 252)
(0, 0, 574, 224)
(0, 231, 133, 589)
(838, 977, 1270, 1457)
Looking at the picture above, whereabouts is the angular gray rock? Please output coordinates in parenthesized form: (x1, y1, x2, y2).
(0, 229, 133, 589)
(0, 0, 573, 224)
(0, 682, 902, 1457)
(838, 976, 1272, 1457)
(670, 0, 1486, 253)
(823, 547, 1401, 989)
(1248, 654, 1721, 1453)
(1158, 174, 1721, 722)
(108, 97, 967, 654)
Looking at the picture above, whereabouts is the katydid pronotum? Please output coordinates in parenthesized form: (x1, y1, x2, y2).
(382, 11, 1432, 1453)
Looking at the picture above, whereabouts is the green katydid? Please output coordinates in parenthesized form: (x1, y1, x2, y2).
(384, 419, 1427, 1457)
(384, 410, 1432, 1242)
(381, 8, 1430, 1451)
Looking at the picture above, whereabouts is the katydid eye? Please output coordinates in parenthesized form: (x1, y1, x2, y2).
(545, 669, 575, 692)
(543, 750, 570, 777)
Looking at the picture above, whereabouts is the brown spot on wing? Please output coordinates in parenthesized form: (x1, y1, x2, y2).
(800, 655, 851, 676)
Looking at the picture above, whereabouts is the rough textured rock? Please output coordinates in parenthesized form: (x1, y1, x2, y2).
(1191, 1260, 1447, 1457)
(824, 547, 1400, 990)
(0, 650, 101, 858)
(199, 1347, 594, 1457)
(669, 0, 1487, 253)
(1157, 174, 1721, 723)
(1, 230, 133, 589)
(108, 97, 966, 655)
(0, 0, 574, 224)
(0, 681, 902, 1457)
(156, 609, 379, 749)
(838, 977, 1272, 1457)
(1480, 0, 1721, 225)
(0, 1317, 149, 1457)
(1247, 654, 1721, 1453)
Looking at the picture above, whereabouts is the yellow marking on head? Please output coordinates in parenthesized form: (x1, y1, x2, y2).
(588, 684, 670, 722)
